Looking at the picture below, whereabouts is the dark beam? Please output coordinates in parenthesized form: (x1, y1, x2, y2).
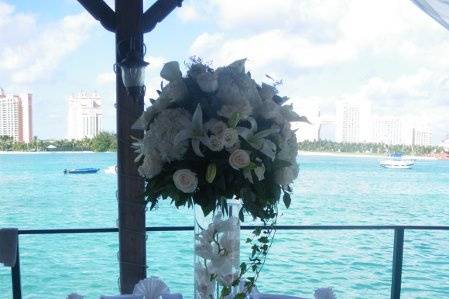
(77, 0, 116, 32)
(115, 0, 146, 294)
(142, 0, 183, 33)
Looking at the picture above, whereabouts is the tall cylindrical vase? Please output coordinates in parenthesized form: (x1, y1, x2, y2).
(194, 199, 242, 299)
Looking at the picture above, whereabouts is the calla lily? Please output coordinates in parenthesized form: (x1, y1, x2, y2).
(280, 104, 311, 123)
(238, 123, 279, 160)
(228, 58, 247, 73)
(160, 61, 182, 82)
(259, 83, 277, 101)
(174, 104, 208, 157)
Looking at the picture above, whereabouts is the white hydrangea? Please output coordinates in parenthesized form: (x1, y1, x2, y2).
(215, 60, 261, 113)
(277, 129, 299, 163)
(274, 164, 299, 186)
(205, 119, 227, 136)
(138, 150, 163, 179)
(222, 128, 239, 148)
(144, 108, 192, 162)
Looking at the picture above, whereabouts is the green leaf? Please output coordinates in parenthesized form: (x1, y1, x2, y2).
(206, 163, 217, 183)
(220, 286, 231, 298)
(240, 262, 247, 273)
(235, 293, 246, 299)
(283, 192, 291, 208)
(258, 236, 269, 243)
(228, 112, 241, 128)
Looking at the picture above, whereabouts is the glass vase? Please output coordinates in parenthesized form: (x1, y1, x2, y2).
(194, 199, 242, 299)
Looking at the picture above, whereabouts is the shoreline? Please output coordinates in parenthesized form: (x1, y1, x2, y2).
(299, 151, 438, 160)
(0, 150, 442, 160)
(0, 151, 96, 155)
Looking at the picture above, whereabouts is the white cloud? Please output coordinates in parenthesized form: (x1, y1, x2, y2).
(186, 0, 449, 142)
(176, 4, 200, 22)
(0, 4, 95, 84)
(97, 72, 115, 85)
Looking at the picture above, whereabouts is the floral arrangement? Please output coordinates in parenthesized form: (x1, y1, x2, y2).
(133, 58, 308, 297)
(134, 58, 306, 218)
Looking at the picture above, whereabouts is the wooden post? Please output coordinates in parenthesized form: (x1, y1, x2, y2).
(115, 0, 146, 294)
(77, 0, 182, 293)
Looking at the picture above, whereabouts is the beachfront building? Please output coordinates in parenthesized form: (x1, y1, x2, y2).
(318, 116, 336, 141)
(0, 88, 33, 143)
(412, 125, 432, 146)
(67, 92, 103, 140)
(335, 100, 372, 143)
(372, 117, 402, 145)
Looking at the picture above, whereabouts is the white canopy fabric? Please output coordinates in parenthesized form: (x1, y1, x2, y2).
(411, 0, 449, 30)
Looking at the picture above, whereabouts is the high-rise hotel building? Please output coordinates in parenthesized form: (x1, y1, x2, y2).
(0, 88, 33, 143)
(336, 100, 372, 143)
(67, 92, 103, 140)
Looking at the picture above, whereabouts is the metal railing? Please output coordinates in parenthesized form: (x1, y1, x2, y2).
(10, 225, 449, 299)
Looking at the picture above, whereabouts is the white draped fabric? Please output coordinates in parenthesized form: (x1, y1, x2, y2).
(411, 0, 449, 30)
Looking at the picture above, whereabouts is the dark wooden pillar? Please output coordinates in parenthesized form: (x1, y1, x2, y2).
(115, 0, 146, 294)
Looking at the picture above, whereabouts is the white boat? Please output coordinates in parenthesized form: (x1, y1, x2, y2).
(379, 153, 414, 169)
(104, 165, 117, 175)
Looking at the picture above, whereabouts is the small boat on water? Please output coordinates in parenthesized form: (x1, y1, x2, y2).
(64, 168, 100, 174)
(379, 153, 414, 169)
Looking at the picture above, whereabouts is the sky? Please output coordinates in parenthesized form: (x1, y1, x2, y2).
(1, 0, 449, 144)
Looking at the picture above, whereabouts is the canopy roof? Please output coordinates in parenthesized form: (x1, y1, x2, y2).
(412, 0, 449, 30)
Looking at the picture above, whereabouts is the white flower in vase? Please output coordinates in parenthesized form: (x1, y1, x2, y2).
(229, 149, 251, 170)
(195, 241, 215, 260)
(173, 169, 198, 193)
(219, 232, 240, 255)
(195, 262, 215, 299)
(214, 217, 239, 233)
(218, 271, 240, 288)
(196, 226, 215, 244)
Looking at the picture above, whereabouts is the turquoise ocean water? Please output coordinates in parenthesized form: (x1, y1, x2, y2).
(1, 152, 448, 299)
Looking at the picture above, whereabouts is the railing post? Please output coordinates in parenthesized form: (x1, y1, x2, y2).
(11, 239, 22, 299)
(391, 228, 404, 299)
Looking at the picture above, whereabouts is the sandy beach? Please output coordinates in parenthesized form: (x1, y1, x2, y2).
(299, 151, 438, 160)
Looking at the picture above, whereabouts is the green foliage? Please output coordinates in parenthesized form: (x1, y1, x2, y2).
(299, 140, 444, 156)
(0, 132, 117, 152)
(90, 132, 117, 152)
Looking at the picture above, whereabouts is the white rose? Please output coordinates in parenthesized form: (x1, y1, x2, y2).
(222, 128, 239, 148)
(173, 169, 198, 193)
(229, 149, 250, 169)
(196, 72, 218, 93)
(207, 135, 224, 151)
